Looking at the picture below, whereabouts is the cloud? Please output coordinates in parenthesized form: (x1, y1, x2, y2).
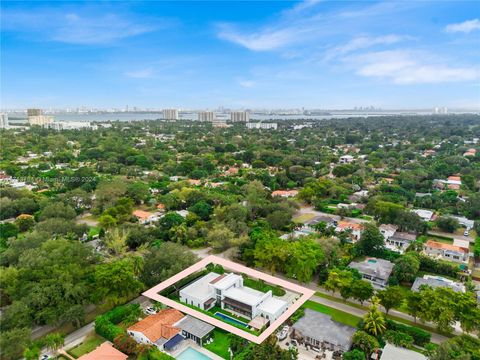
(349, 50, 480, 84)
(125, 68, 154, 79)
(2, 8, 160, 45)
(238, 80, 255, 88)
(324, 34, 412, 60)
(445, 19, 480, 34)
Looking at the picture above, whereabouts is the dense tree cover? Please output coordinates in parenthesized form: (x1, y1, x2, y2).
(1, 115, 479, 358)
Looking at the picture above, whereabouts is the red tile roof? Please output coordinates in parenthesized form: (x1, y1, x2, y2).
(425, 240, 468, 253)
(78, 342, 128, 360)
(127, 309, 184, 342)
(132, 210, 152, 219)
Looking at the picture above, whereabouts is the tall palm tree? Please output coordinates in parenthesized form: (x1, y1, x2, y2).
(363, 297, 386, 336)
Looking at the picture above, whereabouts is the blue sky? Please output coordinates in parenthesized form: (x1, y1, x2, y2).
(1, 1, 479, 109)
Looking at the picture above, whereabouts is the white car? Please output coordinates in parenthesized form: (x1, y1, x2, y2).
(144, 307, 157, 315)
(464, 230, 469, 236)
(40, 355, 50, 360)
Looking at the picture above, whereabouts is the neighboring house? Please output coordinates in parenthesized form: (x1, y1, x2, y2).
(349, 258, 394, 288)
(463, 148, 476, 157)
(448, 215, 474, 230)
(292, 309, 355, 352)
(128, 309, 214, 351)
(379, 224, 398, 240)
(335, 221, 364, 242)
(77, 342, 128, 360)
(175, 210, 189, 218)
(128, 309, 185, 351)
(379, 343, 426, 360)
(304, 215, 337, 230)
(339, 155, 354, 164)
(385, 232, 416, 253)
(271, 190, 298, 198)
(434, 176, 462, 191)
(179, 272, 288, 323)
(423, 240, 469, 263)
(132, 210, 161, 225)
(411, 275, 465, 293)
(412, 209, 434, 222)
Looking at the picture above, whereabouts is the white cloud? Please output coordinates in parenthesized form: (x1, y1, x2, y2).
(125, 68, 154, 79)
(445, 19, 480, 34)
(349, 50, 480, 84)
(324, 34, 412, 60)
(2, 8, 160, 45)
(238, 80, 255, 88)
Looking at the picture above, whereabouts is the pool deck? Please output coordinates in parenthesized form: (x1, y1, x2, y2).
(171, 340, 225, 360)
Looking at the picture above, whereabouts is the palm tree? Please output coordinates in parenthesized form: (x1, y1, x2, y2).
(363, 297, 386, 336)
(44, 333, 65, 355)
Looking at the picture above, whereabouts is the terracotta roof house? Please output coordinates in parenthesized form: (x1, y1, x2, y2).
(271, 190, 299, 198)
(132, 210, 161, 225)
(463, 149, 476, 157)
(77, 342, 128, 360)
(128, 309, 184, 351)
(335, 221, 364, 242)
(424, 240, 469, 263)
(127, 309, 214, 350)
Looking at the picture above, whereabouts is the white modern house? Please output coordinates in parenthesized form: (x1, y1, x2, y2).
(179, 272, 288, 323)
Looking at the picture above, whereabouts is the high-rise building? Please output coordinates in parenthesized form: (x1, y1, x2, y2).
(230, 111, 250, 122)
(198, 111, 215, 122)
(163, 109, 179, 120)
(27, 108, 53, 126)
(0, 113, 9, 129)
(27, 108, 43, 116)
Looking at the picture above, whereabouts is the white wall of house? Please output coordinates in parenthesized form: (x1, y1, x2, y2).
(128, 330, 156, 347)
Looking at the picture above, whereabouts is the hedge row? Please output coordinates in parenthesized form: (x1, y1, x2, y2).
(386, 319, 431, 346)
(94, 304, 141, 341)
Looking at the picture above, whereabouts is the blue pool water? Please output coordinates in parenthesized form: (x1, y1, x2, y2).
(176, 347, 212, 360)
(214, 311, 248, 327)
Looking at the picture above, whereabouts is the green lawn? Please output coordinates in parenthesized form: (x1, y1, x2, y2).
(204, 329, 231, 360)
(293, 213, 316, 224)
(88, 226, 100, 237)
(243, 277, 286, 296)
(302, 300, 362, 328)
(67, 334, 105, 358)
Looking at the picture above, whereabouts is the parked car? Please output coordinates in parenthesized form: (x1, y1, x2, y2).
(277, 326, 289, 341)
(464, 230, 469, 236)
(144, 307, 157, 315)
(40, 355, 50, 360)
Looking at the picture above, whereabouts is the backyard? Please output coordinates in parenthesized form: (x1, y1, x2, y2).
(302, 300, 362, 328)
(204, 329, 231, 359)
(67, 334, 105, 358)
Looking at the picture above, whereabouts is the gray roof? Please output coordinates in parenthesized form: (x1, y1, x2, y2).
(175, 315, 214, 339)
(411, 277, 465, 293)
(390, 232, 416, 242)
(292, 309, 355, 351)
(380, 344, 426, 360)
(349, 258, 394, 281)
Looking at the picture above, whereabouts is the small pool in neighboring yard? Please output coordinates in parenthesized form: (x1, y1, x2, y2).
(176, 347, 212, 360)
(214, 311, 248, 328)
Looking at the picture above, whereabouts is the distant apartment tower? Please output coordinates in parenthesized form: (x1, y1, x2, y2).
(0, 113, 9, 129)
(163, 109, 179, 120)
(246, 122, 278, 130)
(27, 108, 54, 126)
(230, 111, 249, 122)
(198, 111, 215, 122)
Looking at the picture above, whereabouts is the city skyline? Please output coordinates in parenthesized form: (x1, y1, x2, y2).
(2, 1, 480, 109)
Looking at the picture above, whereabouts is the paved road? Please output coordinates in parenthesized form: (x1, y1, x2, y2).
(38, 296, 152, 358)
(428, 231, 475, 243)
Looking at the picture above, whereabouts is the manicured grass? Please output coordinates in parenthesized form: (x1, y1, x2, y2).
(67, 334, 105, 358)
(204, 329, 231, 360)
(302, 300, 362, 328)
(88, 226, 100, 237)
(243, 277, 286, 296)
(293, 213, 316, 224)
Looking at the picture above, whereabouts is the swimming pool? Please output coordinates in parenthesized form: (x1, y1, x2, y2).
(214, 311, 248, 328)
(176, 347, 212, 360)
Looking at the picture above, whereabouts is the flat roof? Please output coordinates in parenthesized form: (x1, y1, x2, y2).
(179, 272, 219, 301)
(380, 344, 426, 360)
(349, 258, 394, 280)
(258, 296, 287, 314)
(175, 315, 214, 339)
(142, 255, 315, 344)
(224, 286, 265, 306)
(213, 273, 241, 290)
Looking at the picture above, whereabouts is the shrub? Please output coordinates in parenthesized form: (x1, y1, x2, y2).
(383, 330, 414, 348)
(94, 316, 123, 341)
(385, 319, 430, 346)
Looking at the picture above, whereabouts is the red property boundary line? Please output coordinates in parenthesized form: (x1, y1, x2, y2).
(142, 255, 315, 344)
